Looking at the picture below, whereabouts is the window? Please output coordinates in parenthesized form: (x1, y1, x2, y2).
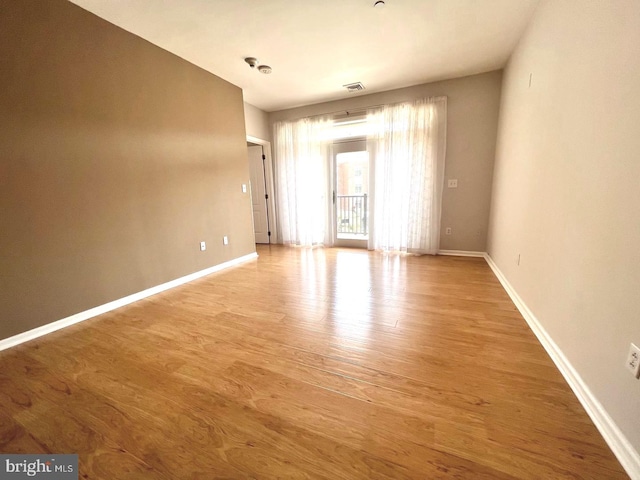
(329, 116, 370, 140)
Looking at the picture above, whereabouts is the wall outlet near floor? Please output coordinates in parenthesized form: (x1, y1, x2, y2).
(445, 227, 452, 235)
(223, 236, 229, 245)
(447, 179, 458, 188)
(626, 343, 640, 378)
(200, 241, 206, 251)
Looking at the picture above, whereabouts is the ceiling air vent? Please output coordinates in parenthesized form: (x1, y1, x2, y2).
(343, 82, 365, 93)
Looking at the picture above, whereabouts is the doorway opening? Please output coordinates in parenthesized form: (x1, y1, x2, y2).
(247, 136, 276, 244)
(333, 140, 369, 248)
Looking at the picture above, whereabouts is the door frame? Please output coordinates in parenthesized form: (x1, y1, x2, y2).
(247, 135, 277, 244)
(332, 139, 368, 249)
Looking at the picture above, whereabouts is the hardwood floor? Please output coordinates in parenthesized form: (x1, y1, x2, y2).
(0, 245, 628, 479)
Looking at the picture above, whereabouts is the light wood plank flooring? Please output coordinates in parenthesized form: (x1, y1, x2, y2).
(0, 245, 628, 479)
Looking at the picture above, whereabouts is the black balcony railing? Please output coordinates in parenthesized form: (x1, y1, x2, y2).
(337, 194, 368, 235)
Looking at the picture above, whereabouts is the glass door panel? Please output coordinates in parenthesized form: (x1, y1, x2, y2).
(333, 141, 369, 247)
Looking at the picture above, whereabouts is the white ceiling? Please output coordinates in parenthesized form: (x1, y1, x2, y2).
(69, 0, 539, 112)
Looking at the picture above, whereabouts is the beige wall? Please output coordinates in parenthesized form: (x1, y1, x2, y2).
(0, 0, 255, 341)
(488, 0, 640, 455)
(244, 102, 271, 142)
(269, 71, 502, 252)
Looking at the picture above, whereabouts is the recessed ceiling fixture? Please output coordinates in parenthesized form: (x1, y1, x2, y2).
(245, 57, 272, 74)
(343, 82, 365, 93)
(374, 1, 385, 8)
(244, 57, 258, 68)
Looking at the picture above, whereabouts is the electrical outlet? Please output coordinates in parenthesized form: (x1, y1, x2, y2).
(626, 343, 640, 378)
(200, 241, 206, 251)
(445, 227, 452, 235)
(242, 184, 247, 193)
(223, 236, 229, 245)
(447, 179, 458, 188)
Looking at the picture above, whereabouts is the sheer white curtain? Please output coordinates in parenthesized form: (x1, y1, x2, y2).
(366, 97, 447, 254)
(273, 116, 332, 246)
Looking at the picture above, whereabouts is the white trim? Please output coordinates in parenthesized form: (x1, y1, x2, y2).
(0, 252, 258, 353)
(484, 253, 640, 480)
(246, 135, 264, 145)
(437, 249, 486, 258)
(334, 240, 369, 249)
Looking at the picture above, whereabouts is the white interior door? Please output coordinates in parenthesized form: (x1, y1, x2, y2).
(247, 145, 270, 244)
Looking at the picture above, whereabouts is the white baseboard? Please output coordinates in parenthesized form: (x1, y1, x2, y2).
(484, 253, 640, 480)
(438, 249, 486, 258)
(0, 252, 258, 353)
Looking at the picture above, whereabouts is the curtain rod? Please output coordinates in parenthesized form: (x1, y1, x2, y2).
(276, 95, 447, 123)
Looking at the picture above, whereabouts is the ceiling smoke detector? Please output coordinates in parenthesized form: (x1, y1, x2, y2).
(258, 65, 272, 74)
(343, 82, 365, 93)
(374, 0, 385, 7)
(244, 57, 258, 68)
